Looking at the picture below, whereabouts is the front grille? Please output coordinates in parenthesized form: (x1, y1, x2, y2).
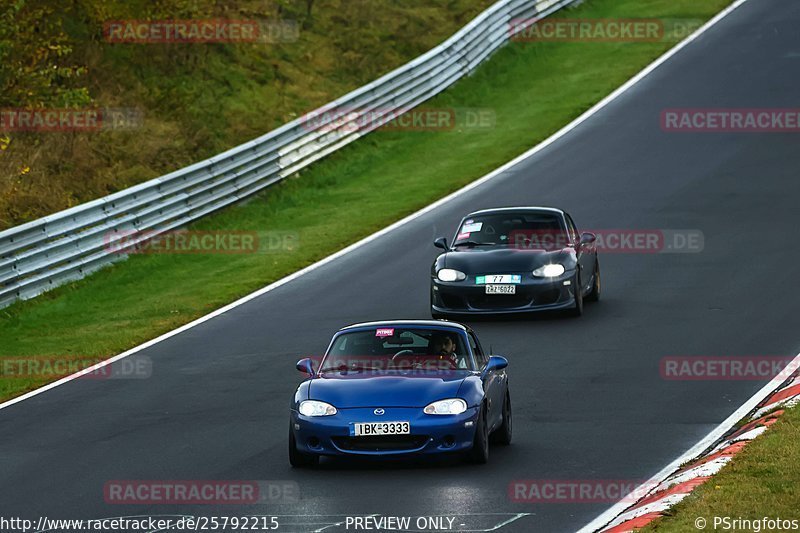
(440, 293, 466, 309)
(332, 435, 429, 452)
(533, 288, 561, 305)
(468, 294, 532, 309)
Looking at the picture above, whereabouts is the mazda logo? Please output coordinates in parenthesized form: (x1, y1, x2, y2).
(374, 408, 385, 415)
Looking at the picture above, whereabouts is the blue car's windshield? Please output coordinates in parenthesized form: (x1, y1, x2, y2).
(454, 212, 568, 250)
(320, 328, 473, 372)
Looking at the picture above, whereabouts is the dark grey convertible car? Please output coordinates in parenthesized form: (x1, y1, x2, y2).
(430, 207, 600, 317)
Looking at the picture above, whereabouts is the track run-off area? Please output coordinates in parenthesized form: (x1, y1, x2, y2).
(2, 0, 799, 531)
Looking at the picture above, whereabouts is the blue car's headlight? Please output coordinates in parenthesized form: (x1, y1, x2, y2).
(437, 269, 466, 282)
(424, 398, 467, 415)
(532, 264, 566, 277)
(298, 400, 337, 417)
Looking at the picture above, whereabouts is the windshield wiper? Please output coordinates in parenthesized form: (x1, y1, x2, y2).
(453, 241, 497, 247)
(332, 365, 380, 373)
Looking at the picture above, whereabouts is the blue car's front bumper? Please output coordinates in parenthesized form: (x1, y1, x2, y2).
(290, 406, 479, 457)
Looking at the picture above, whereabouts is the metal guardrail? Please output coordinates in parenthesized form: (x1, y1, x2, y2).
(0, 0, 576, 309)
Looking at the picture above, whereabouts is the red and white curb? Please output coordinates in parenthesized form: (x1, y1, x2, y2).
(598, 373, 800, 532)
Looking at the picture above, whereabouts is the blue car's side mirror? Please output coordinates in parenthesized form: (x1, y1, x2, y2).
(483, 355, 508, 375)
(296, 357, 316, 376)
(433, 237, 448, 250)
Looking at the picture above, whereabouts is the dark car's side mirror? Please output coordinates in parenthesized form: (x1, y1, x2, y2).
(579, 232, 597, 246)
(483, 355, 508, 376)
(433, 237, 448, 250)
(296, 357, 316, 376)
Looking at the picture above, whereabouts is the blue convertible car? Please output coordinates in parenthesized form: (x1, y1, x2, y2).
(289, 320, 511, 466)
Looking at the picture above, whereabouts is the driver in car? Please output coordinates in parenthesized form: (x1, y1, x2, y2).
(429, 333, 459, 368)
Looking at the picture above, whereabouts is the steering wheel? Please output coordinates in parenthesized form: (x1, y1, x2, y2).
(391, 349, 414, 361)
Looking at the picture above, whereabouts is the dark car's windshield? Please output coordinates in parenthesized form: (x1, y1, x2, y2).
(453, 212, 569, 250)
(320, 327, 473, 372)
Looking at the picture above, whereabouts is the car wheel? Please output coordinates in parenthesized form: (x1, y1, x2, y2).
(585, 260, 600, 302)
(288, 425, 318, 468)
(468, 405, 490, 464)
(569, 271, 584, 317)
(491, 391, 512, 445)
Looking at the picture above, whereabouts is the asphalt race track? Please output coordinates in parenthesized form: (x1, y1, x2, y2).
(2, 1, 799, 531)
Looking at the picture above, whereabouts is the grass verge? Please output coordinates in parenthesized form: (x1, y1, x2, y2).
(0, 0, 493, 227)
(641, 404, 800, 531)
(0, 0, 732, 401)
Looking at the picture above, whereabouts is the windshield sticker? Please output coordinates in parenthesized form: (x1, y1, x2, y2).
(462, 222, 483, 233)
(456, 232, 470, 241)
(375, 328, 395, 337)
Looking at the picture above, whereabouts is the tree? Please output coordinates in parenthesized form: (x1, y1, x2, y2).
(0, 0, 89, 109)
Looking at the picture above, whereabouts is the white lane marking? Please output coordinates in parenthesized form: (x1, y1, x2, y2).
(578, 360, 800, 531)
(567, 0, 788, 525)
(313, 513, 378, 533)
(655, 457, 731, 490)
(753, 396, 800, 420)
(0, 0, 749, 413)
(603, 494, 691, 530)
(484, 513, 531, 531)
(707, 426, 768, 453)
(751, 376, 800, 419)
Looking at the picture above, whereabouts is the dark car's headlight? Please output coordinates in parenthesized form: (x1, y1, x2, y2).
(437, 269, 466, 282)
(298, 400, 337, 416)
(424, 398, 467, 415)
(532, 264, 566, 278)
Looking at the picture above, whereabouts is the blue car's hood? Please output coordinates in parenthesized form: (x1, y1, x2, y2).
(308, 370, 470, 408)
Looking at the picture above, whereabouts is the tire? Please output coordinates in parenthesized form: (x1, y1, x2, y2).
(490, 390, 512, 445)
(467, 405, 490, 464)
(585, 260, 601, 302)
(288, 425, 318, 468)
(569, 271, 584, 317)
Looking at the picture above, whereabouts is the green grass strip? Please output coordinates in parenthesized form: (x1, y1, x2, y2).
(0, 0, 731, 401)
(640, 404, 800, 531)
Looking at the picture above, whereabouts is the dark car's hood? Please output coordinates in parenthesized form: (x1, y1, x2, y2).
(308, 371, 470, 408)
(443, 247, 567, 274)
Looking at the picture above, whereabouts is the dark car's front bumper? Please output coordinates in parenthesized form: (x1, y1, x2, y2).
(290, 406, 479, 457)
(431, 270, 577, 315)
